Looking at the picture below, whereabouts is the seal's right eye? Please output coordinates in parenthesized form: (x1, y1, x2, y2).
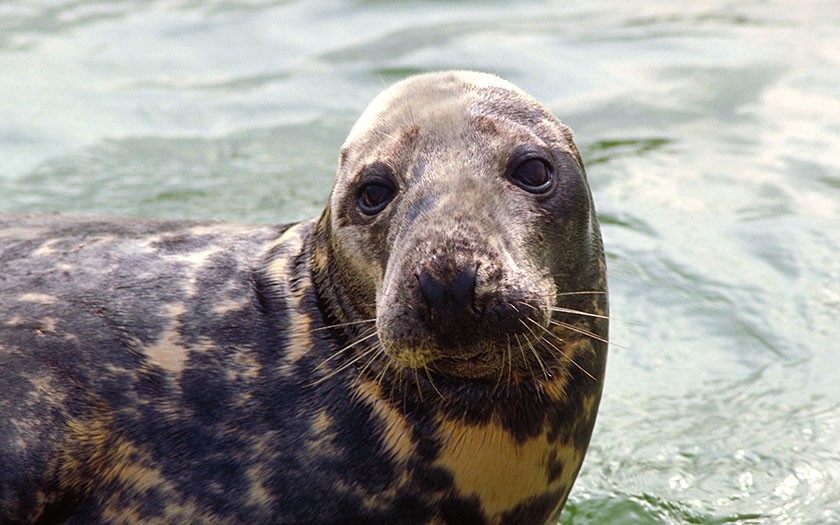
(509, 158, 553, 194)
(358, 182, 395, 215)
(357, 162, 396, 215)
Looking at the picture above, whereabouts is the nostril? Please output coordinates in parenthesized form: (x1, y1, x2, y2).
(450, 265, 477, 312)
(417, 264, 478, 316)
(417, 270, 446, 312)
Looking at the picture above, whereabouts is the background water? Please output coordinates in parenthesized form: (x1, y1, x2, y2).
(2, 1, 839, 523)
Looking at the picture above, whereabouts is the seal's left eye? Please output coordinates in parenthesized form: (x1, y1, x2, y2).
(510, 158, 553, 194)
(358, 183, 395, 215)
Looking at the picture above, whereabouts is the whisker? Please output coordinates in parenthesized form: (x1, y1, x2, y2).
(517, 299, 612, 323)
(308, 318, 376, 333)
(513, 332, 537, 385)
(548, 306, 641, 326)
(547, 306, 611, 321)
(547, 319, 624, 349)
(516, 299, 629, 348)
(413, 368, 425, 403)
(372, 351, 393, 388)
(353, 343, 385, 388)
(506, 334, 514, 389)
(515, 301, 539, 314)
(492, 334, 511, 393)
(308, 343, 381, 387)
(423, 365, 446, 401)
(400, 368, 410, 413)
(527, 318, 596, 381)
(518, 320, 551, 381)
(314, 329, 378, 371)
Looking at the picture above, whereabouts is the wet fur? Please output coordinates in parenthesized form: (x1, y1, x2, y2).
(0, 72, 607, 524)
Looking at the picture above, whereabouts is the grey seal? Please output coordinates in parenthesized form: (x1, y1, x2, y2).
(0, 71, 608, 524)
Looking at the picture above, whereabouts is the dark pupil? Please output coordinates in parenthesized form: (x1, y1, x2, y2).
(359, 183, 393, 212)
(514, 159, 549, 188)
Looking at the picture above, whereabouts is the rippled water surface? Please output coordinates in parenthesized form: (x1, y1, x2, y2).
(2, 1, 839, 523)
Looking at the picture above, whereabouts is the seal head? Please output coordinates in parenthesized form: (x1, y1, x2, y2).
(315, 71, 606, 385)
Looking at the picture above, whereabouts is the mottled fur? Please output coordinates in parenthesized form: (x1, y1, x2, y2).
(0, 72, 607, 524)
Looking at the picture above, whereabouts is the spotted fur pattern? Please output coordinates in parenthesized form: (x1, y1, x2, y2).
(0, 72, 607, 524)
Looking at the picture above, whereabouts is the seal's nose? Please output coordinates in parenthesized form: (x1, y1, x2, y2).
(417, 265, 478, 326)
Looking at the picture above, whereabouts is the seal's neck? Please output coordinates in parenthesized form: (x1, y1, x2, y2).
(308, 208, 372, 338)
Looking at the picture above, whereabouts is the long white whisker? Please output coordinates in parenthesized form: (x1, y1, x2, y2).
(547, 319, 618, 348)
(554, 290, 607, 296)
(373, 354, 392, 389)
(528, 319, 596, 381)
(518, 319, 551, 381)
(547, 306, 611, 321)
(308, 318, 376, 333)
(354, 343, 385, 388)
(492, 334, 510, 393)
(413, 368, 424, 403)
(506, 334, 514, 389)
(309, 342, 381, 387)
(314, 330, 378, 371)
(423, 365, 446, 401)
(513, 332, 537, 383)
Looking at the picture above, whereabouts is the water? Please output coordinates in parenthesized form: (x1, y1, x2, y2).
(2, 1, 839, 523)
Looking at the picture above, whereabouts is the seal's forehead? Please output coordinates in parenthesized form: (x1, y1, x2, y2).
(343, 71, 554, 147)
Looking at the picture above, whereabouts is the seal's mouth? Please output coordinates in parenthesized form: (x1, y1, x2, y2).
(427, 351, 502, 380)
(383, 341, 502, 379)
(381, 314, 555, 381)
(422, 334, 555, 382)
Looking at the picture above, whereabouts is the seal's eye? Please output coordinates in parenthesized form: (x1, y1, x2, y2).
(358, 182, 395, 215)
(509, 158, 553, 194)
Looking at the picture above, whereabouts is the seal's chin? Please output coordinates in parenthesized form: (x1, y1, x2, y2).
(382, 341, 500, 379)
(427, 352, 502, 380)
(385, 341, 517, 380)
(381, 324, 556, 382)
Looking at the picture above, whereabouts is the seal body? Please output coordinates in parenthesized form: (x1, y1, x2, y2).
(0, 71, 608, 524)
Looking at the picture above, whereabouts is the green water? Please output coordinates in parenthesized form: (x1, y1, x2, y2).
(2, 1, 838, 523)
